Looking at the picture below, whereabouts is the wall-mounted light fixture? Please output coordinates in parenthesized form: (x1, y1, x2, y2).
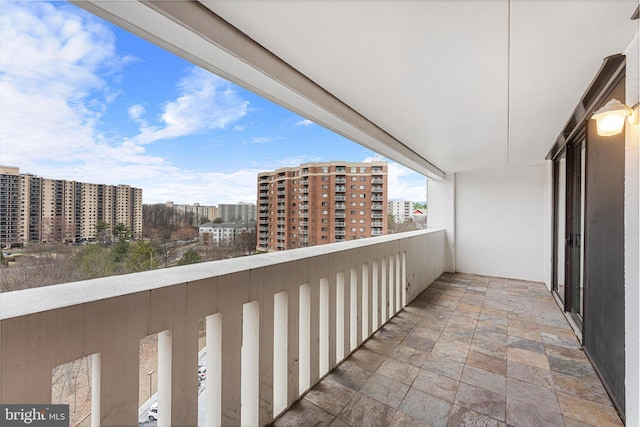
(591, 98, 639, 136)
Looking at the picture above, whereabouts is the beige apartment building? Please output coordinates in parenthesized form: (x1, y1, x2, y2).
(0, 166, 142, 246)
(257, 161, 387, 252)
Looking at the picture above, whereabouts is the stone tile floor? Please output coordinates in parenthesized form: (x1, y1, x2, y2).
(273, 273, 623, 427)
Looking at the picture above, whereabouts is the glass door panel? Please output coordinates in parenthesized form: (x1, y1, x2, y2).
(553, 153, 567, 303)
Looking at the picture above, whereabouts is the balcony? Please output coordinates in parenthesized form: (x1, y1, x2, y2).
(335, 203, 346, 210)
(1, 231, 446, 426)
(299, 221, 308, 226)
(335, 195, 346, 202)
(299, 195, 309, 202)
(372, 213, 384, 219)
(371, 204, 383, 210)
(335, 212, 346, 218)
(335, 186, 346, 193)
(371, 186, 383, 193)
(300, 179, 309, 185)
(335, 177, 346, 184)
(371, 229, 383, 236)
(371, 221, 384, 227)
(334, 230, 346, 236)
(372, 177, 384, 184)
(299, 213, 309, 218)
(335, 221, 346, 227)
(300, 188, 309, 194)
(372, 195, 384, 202)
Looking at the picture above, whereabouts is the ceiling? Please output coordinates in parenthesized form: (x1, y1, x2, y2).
(76, 1, 639, 179)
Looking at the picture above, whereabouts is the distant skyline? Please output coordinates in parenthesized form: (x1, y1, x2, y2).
(0, 1, 427, 205)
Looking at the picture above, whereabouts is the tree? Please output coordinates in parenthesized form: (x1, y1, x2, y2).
(213, 217, 224, 224)
(125, 241, 159, 272)
(113, 223, 131, 240)
(234, 229, 257, 255)
(110, 240, 130, 264)
(76, 245, 113, 279)
(178, 249, 201, 266)
(95, 221, 111, 245)
(413, 202, 427, 211)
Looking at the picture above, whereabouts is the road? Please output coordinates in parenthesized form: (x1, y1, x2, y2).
(138, 347, 207, 426)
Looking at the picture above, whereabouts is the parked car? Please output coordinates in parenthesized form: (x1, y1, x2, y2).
(147, 402, 158, 421)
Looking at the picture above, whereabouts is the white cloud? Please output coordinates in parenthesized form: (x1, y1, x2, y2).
(130, 68, 249, 145)
(128, 104, 146, 121)
(0, 2, 119, 167)
(295, 119, 314, 127)
(0, 2, 253, 196)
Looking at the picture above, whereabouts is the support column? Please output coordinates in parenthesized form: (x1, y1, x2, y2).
(428, 173, 456, 272)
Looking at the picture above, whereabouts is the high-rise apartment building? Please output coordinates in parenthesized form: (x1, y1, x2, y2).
(219, 202, 256, 222)
(387, 200, 414, 223)
(0, 166, 142, 246)
(165, 202, 217, 225)
(257, 161, 387, 252)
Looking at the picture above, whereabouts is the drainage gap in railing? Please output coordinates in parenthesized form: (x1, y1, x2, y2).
(299, 283, 311, 394)
(241, 301, 259, 427)
(200, 313, 222, 426)
(336, 272, 345, 362)
(372, 261, 379, 331)
(139, 332, 159, 424)
(273, 291, 288, 416)
(381, 258, 388, 324)
(388, 257, 395, 318)
(362, 263, 369, 339)
(350, 267, 357, 352)
(396, 253, 402, 313)
(319, 277, 329, 377)
(51, 353, 96, 427)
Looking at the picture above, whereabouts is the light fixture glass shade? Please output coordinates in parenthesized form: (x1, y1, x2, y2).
(592, 98, 630, 136)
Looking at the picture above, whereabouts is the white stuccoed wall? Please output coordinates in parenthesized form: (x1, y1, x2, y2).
(429, 165, 548, 282)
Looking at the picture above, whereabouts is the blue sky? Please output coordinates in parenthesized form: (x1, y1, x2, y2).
(0, 1, 427, 205)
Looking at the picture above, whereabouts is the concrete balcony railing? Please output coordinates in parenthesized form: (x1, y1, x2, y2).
(0, 229, 445, 427)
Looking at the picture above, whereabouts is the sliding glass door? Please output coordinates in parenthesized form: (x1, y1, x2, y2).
(553, 137, 585, 330)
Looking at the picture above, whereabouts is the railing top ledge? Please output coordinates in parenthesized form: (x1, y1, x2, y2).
(0, 229, 443, 320)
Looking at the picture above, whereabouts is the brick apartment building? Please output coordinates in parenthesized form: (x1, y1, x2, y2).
(257, 161, 387, 252)
(0, 166, 142, 246)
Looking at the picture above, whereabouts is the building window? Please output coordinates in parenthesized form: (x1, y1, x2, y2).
(321, 236, 328, 240)
(350, 194, 356, 198)
(350, 202, 357, 206)
(360, 202, 366, 207)
(359, 185, 366, 190)
(350, 185, 357, 190)
(351, 219, 357, 223)
(322, 218, 328, 223)
(360, 227, 366, 232)
(350, 210, 356, 215)
(360, 167, 366, 173)
(322, 210, 328, 214)
(351, 227, 356, 232)
(321, 227, 328, 231)
(360, 177, 366, 182)
(322, 166, 329, 173)
(322, 193, 328, 198)
(360, 210, 365, 215)
(350, 167, 357, 173)
(322, 202, 328, 207)
(322, 176, 329, 181)
(292, 202, 296, 206)
(360, 194, 366, 198)
(351, 176, 357, 181)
